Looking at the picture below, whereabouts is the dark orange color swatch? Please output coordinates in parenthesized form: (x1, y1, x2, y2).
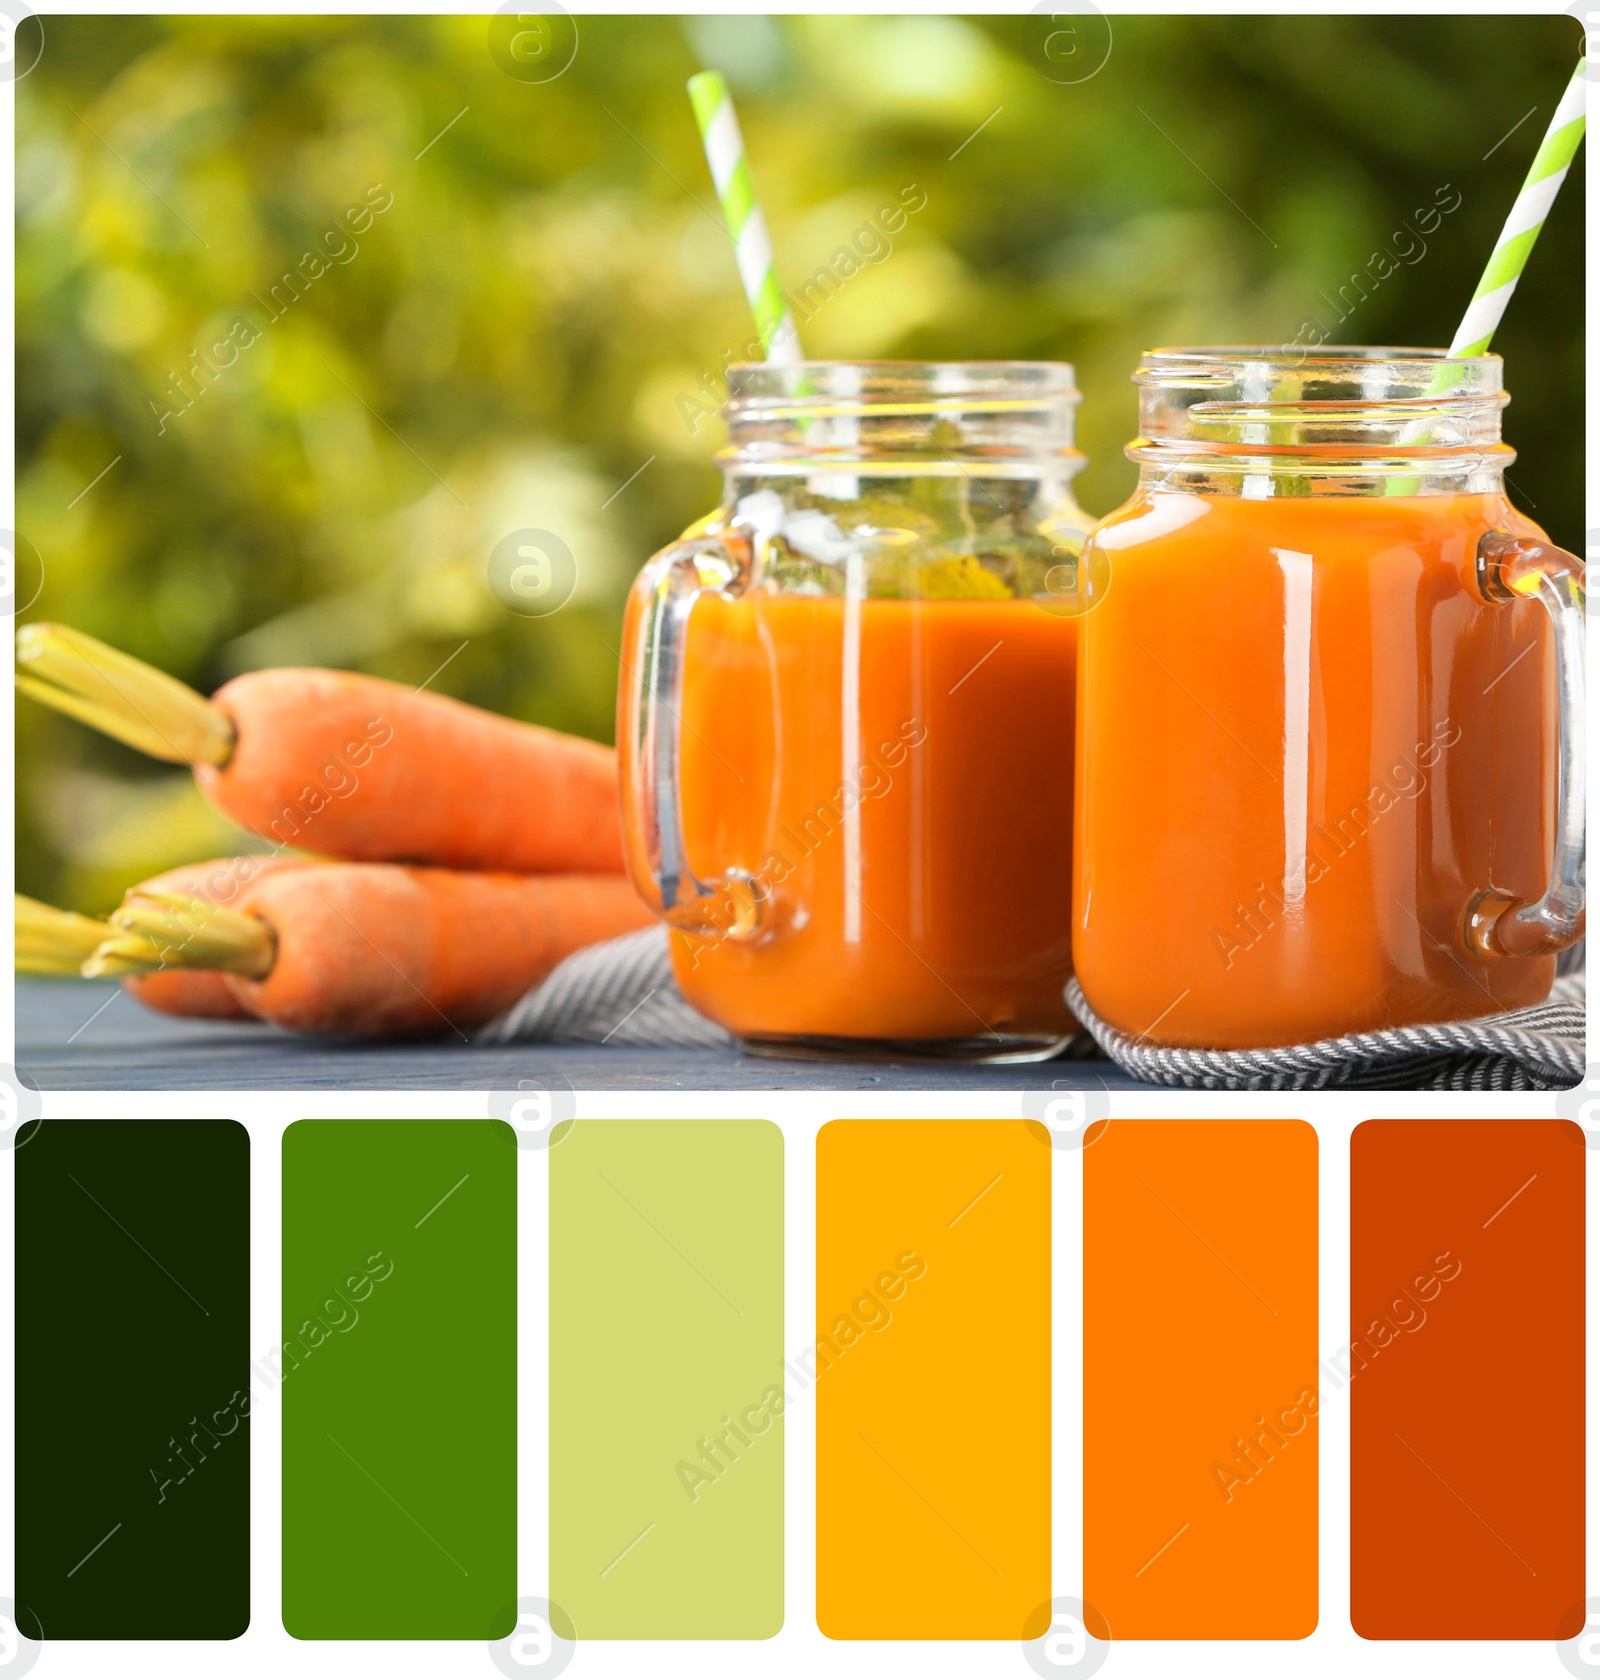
(1351, 1119, 1585, 1640)
(816, 1119, 1051, 1640)
(1084, 1119, 1318, 1640)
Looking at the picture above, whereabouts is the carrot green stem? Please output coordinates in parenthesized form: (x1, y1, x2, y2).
(15, 622, 236, 767)
(85, 891, 275, 979)
(15, 894, 113, 973)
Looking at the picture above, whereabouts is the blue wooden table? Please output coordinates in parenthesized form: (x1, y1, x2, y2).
(17, 977, 1153, 1092)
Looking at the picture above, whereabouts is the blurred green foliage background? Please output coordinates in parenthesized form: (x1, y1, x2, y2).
(16, 11, 1585, 911)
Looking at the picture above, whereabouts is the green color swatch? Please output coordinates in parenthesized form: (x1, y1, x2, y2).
(15, 1119, 249, 1639)
(551, 1120, 784, 1639)
(282, 1119, 516, 1639)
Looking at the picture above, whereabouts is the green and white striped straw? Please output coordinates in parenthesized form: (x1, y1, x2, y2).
(687, 70, 802, 365)
(1450, 60, 1586, 356)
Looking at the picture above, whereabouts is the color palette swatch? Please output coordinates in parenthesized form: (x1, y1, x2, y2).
(1085, 1119, 1318, 1640)
(816, 1119, 1051, 1640)
(550, 1119, 784, 1639)
(8, 1111, 1588, 1649)
(281, 1119, 516, 1639)
(1351, 1119, 1584, 1639)
(15, 1119, 250, 1639)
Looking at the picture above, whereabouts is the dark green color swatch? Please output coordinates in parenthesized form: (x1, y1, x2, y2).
(15, 1118, 250, 1639)
(281, 1119, 516, 1639)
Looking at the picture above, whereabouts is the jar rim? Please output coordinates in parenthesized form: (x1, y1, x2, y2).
(727, 360, 1079, 404)
(1141, 344, 1500, 367)
(1137, 345, 1504, 399)
(1128, 343, 1511, 491)
(1135, 343, 1506, 432)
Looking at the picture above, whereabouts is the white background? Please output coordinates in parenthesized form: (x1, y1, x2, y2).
(1, 2, 1596, 1677)
(1, 1103, 1596, 1680)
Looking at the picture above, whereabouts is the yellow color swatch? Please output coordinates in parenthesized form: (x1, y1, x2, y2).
(816, 1119, 1051, 1640)
(1084, 1119, 1318, 1639)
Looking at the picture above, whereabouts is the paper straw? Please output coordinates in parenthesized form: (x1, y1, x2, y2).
(687, 71, 802, 364)
(1450, 60, 1586, 356)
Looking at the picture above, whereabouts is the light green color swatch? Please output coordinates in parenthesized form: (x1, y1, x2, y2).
(551, 1120, 783, 1639)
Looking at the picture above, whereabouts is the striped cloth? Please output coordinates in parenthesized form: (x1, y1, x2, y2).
(1066, 972, 1584, 1092)
(487, 927, 1582, 1091)
(481, 926, 731, 1049)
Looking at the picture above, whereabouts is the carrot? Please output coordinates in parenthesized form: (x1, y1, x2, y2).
(122, 968, 251, 1022)
(14, 860, 307, 1019)
(16, 624, 623, 873)
(84, 863, 653, 1036)
(118, 856, 310, 1020)
(14, 888, 247, 1018)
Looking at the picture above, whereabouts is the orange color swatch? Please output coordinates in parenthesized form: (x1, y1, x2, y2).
(1084, 1119, 1318, 1639)
(816, 1119, 1051, 1639)
(1351, 1119, 1584, 1640)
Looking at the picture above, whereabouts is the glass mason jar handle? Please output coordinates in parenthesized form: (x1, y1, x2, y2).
(618, 529, 766, 942)
(1464, 529, 1587, 959)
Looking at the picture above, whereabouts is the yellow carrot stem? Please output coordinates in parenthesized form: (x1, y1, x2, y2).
(15, 894, 112, 973)
(84, 933, 191, 978)
(87, 891, 276, 979)
(15, 622, 236, 767)
(14, 673, 190, 764)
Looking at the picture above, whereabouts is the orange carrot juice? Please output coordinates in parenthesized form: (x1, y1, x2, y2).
(671, 593, 1076, 1050)
(618, 360, 1091, 1056)
(1075, 488, 1557, 1048)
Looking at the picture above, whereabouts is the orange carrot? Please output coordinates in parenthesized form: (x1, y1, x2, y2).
(118, 856, 309, 1021)
(123, 969, 249, 1021)
(87, 864, 653, 1036)
(16, 862, 301, 1021)
(16, 625, 623, 872)
(14, 866, 295, 1021)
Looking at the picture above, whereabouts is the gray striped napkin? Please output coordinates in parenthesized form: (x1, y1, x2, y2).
(485, 926, 1583, 1091)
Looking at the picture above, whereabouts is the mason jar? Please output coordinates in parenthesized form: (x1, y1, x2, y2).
(619, 361, 1090, 1059)
(1074, 346, 1584, 1050)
